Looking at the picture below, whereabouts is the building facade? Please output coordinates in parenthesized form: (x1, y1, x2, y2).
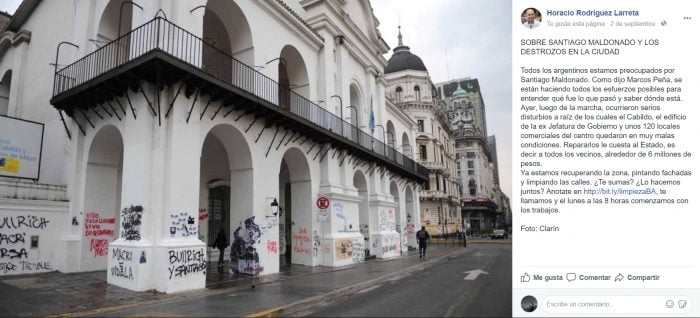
(383, 29, 460, 237)
(0, 0, 428, 293)
(436, 78, 499, 235)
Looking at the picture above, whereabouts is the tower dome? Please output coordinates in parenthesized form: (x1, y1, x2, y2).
(384, 26, 427, 74)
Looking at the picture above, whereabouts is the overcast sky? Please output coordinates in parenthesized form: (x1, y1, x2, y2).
(0, 0, 512, 199)
(372, 0, 513, 199)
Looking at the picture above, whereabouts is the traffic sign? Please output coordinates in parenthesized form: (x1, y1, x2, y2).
(316, 197, 329, 209)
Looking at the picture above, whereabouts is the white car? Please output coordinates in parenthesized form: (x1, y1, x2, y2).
(491, 229, 508, 239)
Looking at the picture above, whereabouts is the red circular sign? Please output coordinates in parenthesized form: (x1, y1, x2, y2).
(316, 197, 329, 209)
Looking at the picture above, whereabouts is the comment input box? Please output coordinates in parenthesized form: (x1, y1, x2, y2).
(544, 295, 691, 314)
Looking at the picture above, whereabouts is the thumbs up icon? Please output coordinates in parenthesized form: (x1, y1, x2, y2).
(521, 273, 531, 282)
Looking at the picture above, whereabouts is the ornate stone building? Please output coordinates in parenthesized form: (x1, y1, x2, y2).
(436, 78, 499, 235)
(384, 28, 460, 236)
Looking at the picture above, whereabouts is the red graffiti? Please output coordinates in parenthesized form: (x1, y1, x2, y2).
(90, 239, 108, 257)
(267, 240, 278, 253)
(293, 246, 311, 254)
(198, 208, 208, 221)
(84, 212, 115, 238)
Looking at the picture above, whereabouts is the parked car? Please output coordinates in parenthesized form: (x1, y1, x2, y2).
(491, 229, 508, 239)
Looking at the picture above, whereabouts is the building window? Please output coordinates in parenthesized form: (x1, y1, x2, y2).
(469, 188, 476, 196)
(419, 145, 427, 160)
(466, 152, 476, 158)
(395, 86, 403, 103)
(414, 85, 420, 101)
(417, 119, 424, 132)
(467, 161, 474, 169)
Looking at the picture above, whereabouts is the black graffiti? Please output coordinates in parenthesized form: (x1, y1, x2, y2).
(112, 248, 133, 262)
(121, 205, 143, 241)
(0, 248, 28, 259)
(168, 249, 205, 265)
(110, 261, 134, 280)
(168, 261, 206, 279)
(0, 233, 25, 245)
(0, 262, 17, 274)
(20, 260, 51, 271)
(230, 216, 262, 275)
(0, 216, 50, 229)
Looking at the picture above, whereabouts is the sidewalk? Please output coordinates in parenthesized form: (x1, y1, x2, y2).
(0, 246, 470, 317)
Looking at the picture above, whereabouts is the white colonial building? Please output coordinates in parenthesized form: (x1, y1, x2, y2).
(0, 0, 427, 293)
(383, 28, 460, 237)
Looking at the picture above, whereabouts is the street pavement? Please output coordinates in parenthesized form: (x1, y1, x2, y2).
(0, 239, 511, 317)
(301, 243, 512, 317)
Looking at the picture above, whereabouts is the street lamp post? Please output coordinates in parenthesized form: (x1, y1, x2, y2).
(330, 94, 343, 136)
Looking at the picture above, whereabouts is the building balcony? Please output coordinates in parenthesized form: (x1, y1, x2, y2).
(419, 161, 446, 172)
(419, 190, 448, 200)
(50, 17, 427, 182)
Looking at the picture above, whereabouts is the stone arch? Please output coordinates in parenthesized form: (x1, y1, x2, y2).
(353, 170, 371, 257)
(81, 124, 123, 271)
(401, 132, 411, 158)
(279, 45, 310, 100)
(96, 0, 135, 67)
(347, 82, 363, 142)
(204, 0, 254, 65)
(405, 185, 416, 247)
(198, 123, 253, 275)
(0, 70, 11, 115)
(279, 147, 312, 266)
(389, 181, 400, 230)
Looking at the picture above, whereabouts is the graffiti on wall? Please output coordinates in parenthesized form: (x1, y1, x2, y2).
(198, 208, 208, 221)
(169, 212, 197, 238)
(359, 224, 369, 239)
(168, 248, 206, 279)
(406, 224, 416, 234)
(379, 208, 395, 231)
(230, 216, 263, 275)
(110, 247, 134, 280)
(382, 235, 400, 255)
(351, 238, 364, 263)
(0, 215, 52, 275)
(121, 205, 143, 241)
(292, 227, 311, 255)
(312, 231, 320, 257)
(397, 224, 407, 251)
(267, 240, 278, 254)
(333, 202, 346, 227)
(335, 239, 353, 259)
(85, 212, 115, 257)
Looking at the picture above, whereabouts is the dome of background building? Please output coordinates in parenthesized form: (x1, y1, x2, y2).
(452, 82, 468, 97)
(384, 26, 427, 73)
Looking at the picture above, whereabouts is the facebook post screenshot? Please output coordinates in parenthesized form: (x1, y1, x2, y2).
(514, 0, 698, 316)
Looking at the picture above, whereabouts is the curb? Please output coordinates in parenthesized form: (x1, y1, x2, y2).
(259, 247, 471, 317)
(54, 247, 469, 317)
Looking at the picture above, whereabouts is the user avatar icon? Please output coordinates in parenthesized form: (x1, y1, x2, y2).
(522, 8, 542, 29)
(521, 295, 538, 312)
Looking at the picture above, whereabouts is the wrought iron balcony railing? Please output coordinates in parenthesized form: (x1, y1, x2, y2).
(52, 17, 428, 181)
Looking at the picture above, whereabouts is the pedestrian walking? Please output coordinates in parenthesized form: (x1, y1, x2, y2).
(416, 226, 430, 259)
(213, 229, 228, 273)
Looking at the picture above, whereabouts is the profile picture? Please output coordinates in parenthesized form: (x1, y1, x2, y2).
(521, 8, 542, 29)
(521, 295, 538, 312)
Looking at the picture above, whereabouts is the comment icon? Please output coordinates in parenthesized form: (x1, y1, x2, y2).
(566, 273, 576, 282)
